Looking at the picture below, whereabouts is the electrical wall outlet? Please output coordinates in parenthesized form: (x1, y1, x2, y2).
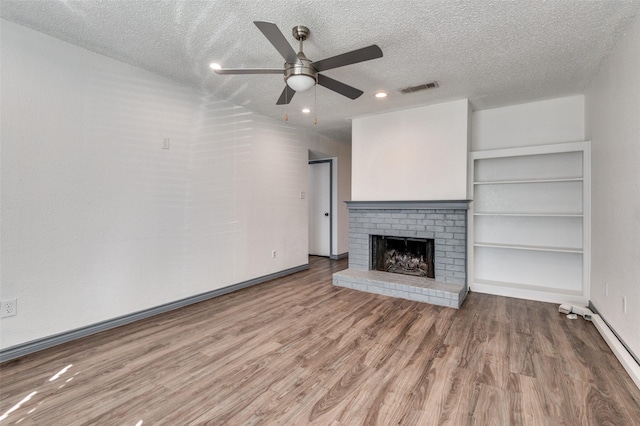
(272, 250, 277, 259)
(1, 298, 17, 318)
(162, 137, 170, 150)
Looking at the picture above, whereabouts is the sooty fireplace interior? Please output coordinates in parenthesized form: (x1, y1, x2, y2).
(371, 235, 435, 278)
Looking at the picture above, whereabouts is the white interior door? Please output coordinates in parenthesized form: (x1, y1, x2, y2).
(309, 161, 331, 256)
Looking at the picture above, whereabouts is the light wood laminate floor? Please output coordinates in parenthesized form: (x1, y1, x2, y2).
(1, 256, 639, 425)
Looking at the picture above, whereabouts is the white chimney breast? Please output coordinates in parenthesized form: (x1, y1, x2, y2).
(351, 99, 469, 201)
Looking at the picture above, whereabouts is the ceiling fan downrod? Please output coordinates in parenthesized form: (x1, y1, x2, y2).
(292, 25, 309, 54)
(285, 25, 317, 91)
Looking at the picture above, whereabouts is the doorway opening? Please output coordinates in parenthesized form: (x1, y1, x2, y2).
(308, 159, 332, 257)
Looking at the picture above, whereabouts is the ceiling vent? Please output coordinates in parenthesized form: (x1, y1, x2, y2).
(398, 81, 439, 94)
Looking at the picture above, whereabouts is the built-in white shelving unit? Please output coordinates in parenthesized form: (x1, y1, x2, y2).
(469, 141, 590, 303)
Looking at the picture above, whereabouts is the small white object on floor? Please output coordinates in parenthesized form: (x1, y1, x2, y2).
(567, 313, 578, 319)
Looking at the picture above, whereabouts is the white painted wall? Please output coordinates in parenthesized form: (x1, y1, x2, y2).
(0, 20, 348, 349)
(471, 95, 585, 151)
(585, 16, 640, 358)
(352, 99, 469, 201)
(336, 150, 351, 255)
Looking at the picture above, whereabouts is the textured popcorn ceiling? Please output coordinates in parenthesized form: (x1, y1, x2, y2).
(2, 0, 639, 141)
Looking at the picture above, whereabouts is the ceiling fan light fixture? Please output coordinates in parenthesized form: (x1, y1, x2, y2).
(286, 74, 316, 92)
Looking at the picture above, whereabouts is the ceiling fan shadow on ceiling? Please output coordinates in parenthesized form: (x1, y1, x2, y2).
(212, 21, 383, 106)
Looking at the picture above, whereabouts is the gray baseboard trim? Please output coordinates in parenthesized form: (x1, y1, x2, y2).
(589, 301, 640, 366)
(330, 252, 348, 260)
(0, 264, 309, 363)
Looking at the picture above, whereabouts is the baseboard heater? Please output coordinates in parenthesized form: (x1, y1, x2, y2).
(589, 302, 640, 390)
(0, 263, 309, 363)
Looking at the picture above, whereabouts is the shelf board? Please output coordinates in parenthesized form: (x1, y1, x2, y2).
(474, 242, 583, 253)
(473, 212, 583, 217)
(470, 141, 589, 160)
(474, 177, 583, 185)
(472, 278, 584, 296)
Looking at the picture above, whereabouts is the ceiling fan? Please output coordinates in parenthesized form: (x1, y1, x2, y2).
(212, 21, 383, 105)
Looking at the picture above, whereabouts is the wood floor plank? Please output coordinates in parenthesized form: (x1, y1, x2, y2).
(2, 256, 639, 425)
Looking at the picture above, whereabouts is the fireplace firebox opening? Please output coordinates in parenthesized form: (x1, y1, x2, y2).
(371, 235, 435, 278)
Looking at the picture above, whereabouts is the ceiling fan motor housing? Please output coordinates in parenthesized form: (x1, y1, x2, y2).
(285, 57, 317, 83)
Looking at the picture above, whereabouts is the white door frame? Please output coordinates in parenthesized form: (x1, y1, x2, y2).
(309, 159, 333, 257)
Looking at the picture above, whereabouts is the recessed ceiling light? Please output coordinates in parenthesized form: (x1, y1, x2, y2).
(302, 108, 311, 113)
(374, 92, 388, 98)
(209, 63, 222, 70)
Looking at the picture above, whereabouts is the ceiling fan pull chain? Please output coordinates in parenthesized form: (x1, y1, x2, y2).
(314, 84, 318, 125)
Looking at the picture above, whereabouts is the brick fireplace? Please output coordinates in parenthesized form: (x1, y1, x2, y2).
(332, 200, 470, 308)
